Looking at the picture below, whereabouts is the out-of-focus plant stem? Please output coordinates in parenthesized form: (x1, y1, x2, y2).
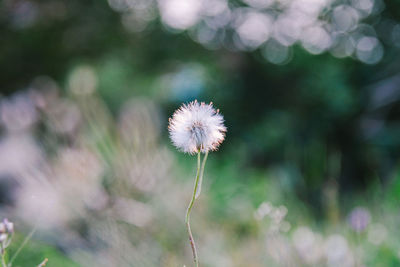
(1, 253, 6, 267)
(9, 225, 37, 266)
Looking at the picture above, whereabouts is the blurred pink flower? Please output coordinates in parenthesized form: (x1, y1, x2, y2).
(348, 206, 371, 233)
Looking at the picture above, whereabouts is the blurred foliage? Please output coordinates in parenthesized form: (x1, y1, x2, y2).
(1, 0, 400, 265)
(1, 0, 400, 204)
(10, 234, 78, 267)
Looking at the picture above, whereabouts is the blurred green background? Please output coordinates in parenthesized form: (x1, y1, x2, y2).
(1, 0, 400, 266)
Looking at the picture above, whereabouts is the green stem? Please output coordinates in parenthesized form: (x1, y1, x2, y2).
(195, 151, 208, 200)
(185, 152, 201, 267)
(1, 253, 6, 267)
(9, 225, 37, 266)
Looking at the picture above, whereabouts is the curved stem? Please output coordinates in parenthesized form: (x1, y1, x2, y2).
(185, 220, 198, 267)
(185, 152, 201, 267)
(195, 151, 208, 200)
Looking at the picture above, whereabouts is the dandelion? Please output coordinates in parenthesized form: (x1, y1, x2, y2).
(168, 100, 226, 267)
(168, 100, 226, 155)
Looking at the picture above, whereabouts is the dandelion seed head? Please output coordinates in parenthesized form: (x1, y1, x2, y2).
(168, 100, 226, 154)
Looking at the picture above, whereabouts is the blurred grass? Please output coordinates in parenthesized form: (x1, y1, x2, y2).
(9, 234, 79, 267)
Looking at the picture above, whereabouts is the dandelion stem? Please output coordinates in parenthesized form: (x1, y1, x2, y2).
(195, 151, 208, 199)
(185, 152, 202, 267)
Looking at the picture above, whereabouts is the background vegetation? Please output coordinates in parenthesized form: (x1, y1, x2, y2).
(1, 0, 400, 266)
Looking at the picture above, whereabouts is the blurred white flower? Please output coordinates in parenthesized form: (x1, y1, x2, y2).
(16, 181, 69, 228)
(168, 100, 226, 154)
(292, 226, 323, 264)
(368, 223, 387, 245)
(324, 234, 353, 266)
(0, 218, 14, 249)
(3, 219, 13, 233)
(254, 201, 273, 220)
(266, 234, 293, 264)
(158, 0, 202, 30)
(0, 92, 38, 132)
(0, 234, 7, 243)
(0, 134, 43, 179)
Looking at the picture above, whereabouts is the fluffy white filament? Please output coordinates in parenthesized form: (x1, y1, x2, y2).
(168, 100, 226, 154)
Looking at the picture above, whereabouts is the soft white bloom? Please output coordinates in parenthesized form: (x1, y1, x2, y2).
(168, 100, 226, 154)
(0, 234, 7, 243)
(0, 219, 13, 234)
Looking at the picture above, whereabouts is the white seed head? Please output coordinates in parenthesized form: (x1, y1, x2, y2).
(168, 100, 226, 154)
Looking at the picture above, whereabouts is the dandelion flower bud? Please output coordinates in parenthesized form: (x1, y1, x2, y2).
(168, 100, 227, 154)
